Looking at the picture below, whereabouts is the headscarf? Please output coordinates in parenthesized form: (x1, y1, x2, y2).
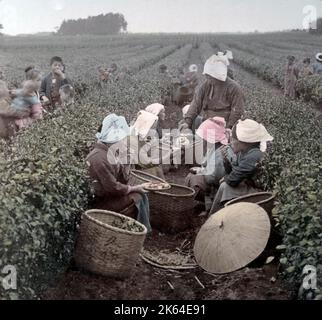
(196, 117, 230, 145)
(96, 114, 130, 144)
(145, 103, 165, 117)
(132, 110, 158, 139)
(235, 119, 274, 152)
(316, 53, 322, 62)
(189, 64, 198, 73)
(203, 52, 232, 82)
(182, 105, 190, 117)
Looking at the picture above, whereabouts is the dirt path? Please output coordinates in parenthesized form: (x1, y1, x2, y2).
(42, 48, 292, 301)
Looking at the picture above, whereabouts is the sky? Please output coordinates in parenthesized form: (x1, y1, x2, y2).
(0, 0, 321, 35)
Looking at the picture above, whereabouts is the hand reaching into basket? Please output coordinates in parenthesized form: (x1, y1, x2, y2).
(128, 184, 148, 195)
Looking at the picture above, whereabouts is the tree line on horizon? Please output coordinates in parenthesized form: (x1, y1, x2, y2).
(57, 13, 128, 36)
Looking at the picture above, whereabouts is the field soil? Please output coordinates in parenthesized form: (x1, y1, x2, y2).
(42, 53, 295, 301)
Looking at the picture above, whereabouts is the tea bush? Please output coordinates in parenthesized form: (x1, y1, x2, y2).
(235, 67, 322, 299)
(0, 39, 193, 299)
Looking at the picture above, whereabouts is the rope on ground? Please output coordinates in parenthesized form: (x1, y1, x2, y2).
(140, 253, 198, 270)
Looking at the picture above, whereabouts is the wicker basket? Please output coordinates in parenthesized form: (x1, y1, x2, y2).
(128, 170, 196, 233)
(149, 184, 196, 234)
(224, 192, 276, 216)
(120, 202, 137, 220)
(129, 169, 166, 186)
(74, 210, 147, 279)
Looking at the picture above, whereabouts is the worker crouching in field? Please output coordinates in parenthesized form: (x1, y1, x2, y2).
(185, 117, 236, 214)
(179, 52, 245, 132)
(209, 119, 273, 215)
(0, 80, 29, 139)
(86, 114, 152, 232)
(284, 55, 299, 99)
(40, 56, 72, 110)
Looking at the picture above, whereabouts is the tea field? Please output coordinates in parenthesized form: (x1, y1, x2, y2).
(0, 33, 321, 300)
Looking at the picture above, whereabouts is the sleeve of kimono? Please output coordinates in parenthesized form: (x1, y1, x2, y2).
(0, 100, 29, 119)
(184, 82, 205, 128)
(61, 77, 72, 86)
(294, 67, 300, 79)
(39, 77, 47, 98)
(30, 104, 43, 121)
(91, 159, 130, 197)
(225, 150, 262, 187)
(227, 85, 245, 129)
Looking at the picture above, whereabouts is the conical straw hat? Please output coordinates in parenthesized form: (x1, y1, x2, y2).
(194, 203, 271, 274)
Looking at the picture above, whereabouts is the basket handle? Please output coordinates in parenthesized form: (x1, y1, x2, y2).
(130, 170, 167, 183)
(153, 184, 196, 198)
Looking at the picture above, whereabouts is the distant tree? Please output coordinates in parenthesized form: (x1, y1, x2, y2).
(57, 13, 127, 35)
(0, 23, 3, 35)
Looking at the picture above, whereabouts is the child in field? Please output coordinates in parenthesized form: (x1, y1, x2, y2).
(40, 56, 72, 109)
(284, 55, 299, 99)
(11, 79, 42, 129)
(11, 80, 40, 113)
(59, 84, 75, 107)
(0, 80, 28, 139)
(98, 66, 109, 83)
(299, 58, 313, 78)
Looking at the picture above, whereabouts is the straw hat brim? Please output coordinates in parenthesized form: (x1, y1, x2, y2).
(316, 53, 322, 62)
(194, 203, 271, 274)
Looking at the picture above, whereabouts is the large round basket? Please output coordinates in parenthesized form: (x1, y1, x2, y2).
(224, 192, 276, 216)
(128, 170, 196, 233)
(74, 210, 147, 279)
(149, 184, 195, 234)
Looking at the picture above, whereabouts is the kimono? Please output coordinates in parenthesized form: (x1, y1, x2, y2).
(86, 142, 134, 212)
(0, 98, 28, 139)
(86, 142, 151, 231)
(184, 75, 245, 129)
(313, 62, 322, 75)
(40, 73, 72, 107)
(185, 144, 236, 209)
(209, 145, 263, 214)
(284, 64, 299, 99)
(299, 66, 313, 78)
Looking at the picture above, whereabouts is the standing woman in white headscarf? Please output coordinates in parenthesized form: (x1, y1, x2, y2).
(209, 119, 273, 215)
(86, 114, 151, 232)
(284, 55, 299, 99)
(180, 52, 245, 131)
